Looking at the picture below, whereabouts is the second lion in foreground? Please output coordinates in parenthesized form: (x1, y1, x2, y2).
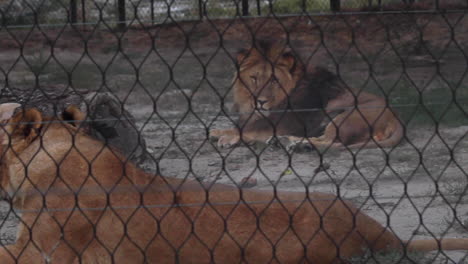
(0, 107, 466, 263)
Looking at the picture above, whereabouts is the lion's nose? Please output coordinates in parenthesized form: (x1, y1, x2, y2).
(257, 99, 267, 107)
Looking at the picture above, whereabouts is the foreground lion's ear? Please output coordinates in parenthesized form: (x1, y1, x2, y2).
(0, 103, 21, 121)
(62, 105, 86, 127)
(8, 108, 43, 143)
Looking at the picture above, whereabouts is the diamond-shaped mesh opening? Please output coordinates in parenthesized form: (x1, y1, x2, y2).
(0, 1, 467, 263)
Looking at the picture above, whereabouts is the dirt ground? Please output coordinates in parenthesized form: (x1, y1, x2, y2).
(0, 11, 467, 263)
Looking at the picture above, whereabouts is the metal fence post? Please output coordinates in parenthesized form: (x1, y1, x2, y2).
(151, 0, 155, 24)
(81, 0, 86, 24)
(330, 0, 340, 12)
(199, 0, 204, 19)
(242, 0, 249, 16)
(117, 0, 126, 30)
(70, 0, 77, 24)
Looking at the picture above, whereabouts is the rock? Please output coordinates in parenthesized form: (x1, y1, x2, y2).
(208, 160, 219, 166)
(240, 177, 257, 188)
(314, 163, 330, 173)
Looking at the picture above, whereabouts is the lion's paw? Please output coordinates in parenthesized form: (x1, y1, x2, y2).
(266, 136, 293, 149)
(266, 136, 314, 152)
(284, 136, 312, 152)
(287, 142, 313, 152)
(209, 129, 224, 142)
(217, 135, 240, 149)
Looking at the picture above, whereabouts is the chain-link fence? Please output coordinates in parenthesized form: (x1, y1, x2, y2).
(0, 0, 467, 263)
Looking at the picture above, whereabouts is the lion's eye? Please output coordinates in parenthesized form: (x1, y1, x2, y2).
(250, 76, 257, 82)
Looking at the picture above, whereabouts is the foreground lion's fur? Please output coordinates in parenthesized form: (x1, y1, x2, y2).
(1, 92, 151, 167)
(0, 108, 466, 264)
(210, 40, 403, 149)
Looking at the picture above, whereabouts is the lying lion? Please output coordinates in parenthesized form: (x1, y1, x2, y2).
(210, 40, 403, 150)
(0, 107, 466, 263)
(210, 40, 338, 148)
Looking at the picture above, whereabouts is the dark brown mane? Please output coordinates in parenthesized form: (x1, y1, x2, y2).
(263, 54, 346, 114)
(246, 39, 346, 102)
(234, 39, 348, 138)
(303, 67, 347, 104)
(264, 67, 346, 137)
(254, 39, 275, 54)
(239, 39, 296, 65)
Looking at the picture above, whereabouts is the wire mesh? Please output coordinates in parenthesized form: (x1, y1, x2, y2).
(0, 0, 467, 263)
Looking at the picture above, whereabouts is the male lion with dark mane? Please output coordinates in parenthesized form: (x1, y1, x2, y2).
(0, 107, 466, 263)
(210, 40, 403, 150)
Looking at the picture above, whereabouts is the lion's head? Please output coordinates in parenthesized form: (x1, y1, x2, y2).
(0, 107, 82, 202)
(0, 106, 138, 204)
(233, 40, 305, 117)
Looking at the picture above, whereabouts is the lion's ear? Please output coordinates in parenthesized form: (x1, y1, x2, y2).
(280, 52, 297, 72)
(236, 49, 249, 63)
(8, 108, 43, 143)
(62, 105, 86, 127)
(0, 103, 21, 121)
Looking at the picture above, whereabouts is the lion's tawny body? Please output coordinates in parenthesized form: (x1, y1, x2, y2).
(0, 108, 466, 264)
(210, 40, 403, 150)
(308, 90, 404, 149)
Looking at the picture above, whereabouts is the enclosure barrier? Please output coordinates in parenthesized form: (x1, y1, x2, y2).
(0, 0, 467, 263)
